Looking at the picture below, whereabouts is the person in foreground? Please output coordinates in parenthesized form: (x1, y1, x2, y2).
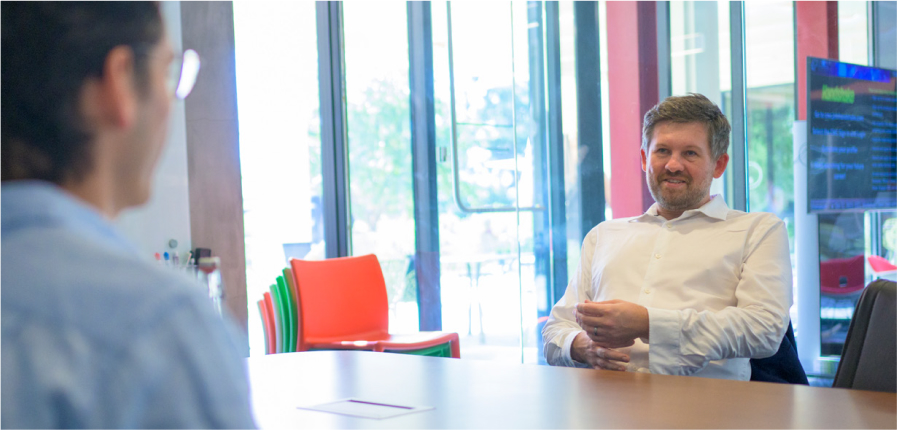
(542, 93, 792, 380)
(1, 3, 256, 427)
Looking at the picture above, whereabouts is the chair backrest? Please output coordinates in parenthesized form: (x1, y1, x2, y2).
(283, 268, 300, 352)
(257, 299, 271, 355)
(276, 275, 296, 353)
(290, 254, 389, 349)
(833, 279, 897, 392)
(268, 284, 284, 353)
(750, 321, 808, 384)
(261, 292, 277, 354)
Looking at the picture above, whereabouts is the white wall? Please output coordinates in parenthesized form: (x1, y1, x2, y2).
(115, 1, 192, 261)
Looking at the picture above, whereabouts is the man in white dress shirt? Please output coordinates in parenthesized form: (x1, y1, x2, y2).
(542, 93, 791, 380)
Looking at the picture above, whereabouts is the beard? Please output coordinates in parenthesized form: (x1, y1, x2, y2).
(646, 171, 712, 212)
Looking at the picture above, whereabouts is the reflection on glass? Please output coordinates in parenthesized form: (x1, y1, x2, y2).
(818, 212, 866, 356)
(744, 1, 797, 328)
(343, 2, 419, 334)
(234, 2, 322, 356)
(670, 1, 732, 202)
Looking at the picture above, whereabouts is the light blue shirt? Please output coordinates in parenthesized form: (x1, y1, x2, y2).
(1, 181, 256, 428)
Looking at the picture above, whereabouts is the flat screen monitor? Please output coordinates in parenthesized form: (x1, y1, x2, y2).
(807, 57, 897, 213)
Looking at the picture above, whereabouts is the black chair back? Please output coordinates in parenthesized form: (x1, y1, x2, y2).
(832, 279, 897, 392)
(750, 321, 809, 384)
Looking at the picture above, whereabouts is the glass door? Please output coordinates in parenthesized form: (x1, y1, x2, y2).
(432, 1, 553, 364)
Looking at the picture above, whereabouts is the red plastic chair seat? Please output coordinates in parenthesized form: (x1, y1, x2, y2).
(290, 254, 461, 358)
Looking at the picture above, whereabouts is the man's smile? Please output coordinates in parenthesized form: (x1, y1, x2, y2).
(662, 177, 689, 188)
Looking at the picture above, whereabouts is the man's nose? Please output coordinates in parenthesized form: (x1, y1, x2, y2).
(665, 155, 684, 172)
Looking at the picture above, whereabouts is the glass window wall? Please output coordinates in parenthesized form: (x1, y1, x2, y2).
(343, 2, 419, 333)
(233, 1, 895, 370)
(233, 1, 323, 356)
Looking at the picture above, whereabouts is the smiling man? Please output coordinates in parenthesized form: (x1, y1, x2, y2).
(542, 93, 793, 381)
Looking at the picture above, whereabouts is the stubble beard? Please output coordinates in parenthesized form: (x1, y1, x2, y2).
(647, 171, 712, 212)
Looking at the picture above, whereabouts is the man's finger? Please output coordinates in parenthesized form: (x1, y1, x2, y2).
(593, 299, 622, 305)
(593, 346, 629, 362)
(575, 303, 605, 317)
(593, 357, 627, 371)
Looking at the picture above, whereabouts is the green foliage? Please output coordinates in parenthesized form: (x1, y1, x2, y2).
(345, 78, 414, 230)
(746, 97, 795, 216)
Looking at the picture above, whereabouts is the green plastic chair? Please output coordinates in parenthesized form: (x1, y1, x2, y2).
(386, 342, 454, 357)
(268, 283, 284, 353)
(282, 268, 300, 353)
(275, 275, 297, 353)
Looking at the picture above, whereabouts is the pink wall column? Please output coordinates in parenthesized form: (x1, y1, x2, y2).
(796, 1, 839, 121)
(606, 1, 660, 218)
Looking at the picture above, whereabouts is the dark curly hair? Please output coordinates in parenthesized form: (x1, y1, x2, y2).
(2, 2, 163, 184)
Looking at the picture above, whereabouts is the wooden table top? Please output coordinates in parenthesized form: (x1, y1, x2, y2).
(247, 350, 896, 429)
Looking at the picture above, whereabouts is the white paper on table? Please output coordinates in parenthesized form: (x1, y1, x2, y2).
(297, 398, 435, 420)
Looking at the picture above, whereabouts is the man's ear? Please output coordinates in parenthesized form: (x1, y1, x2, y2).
(93, 46, 139, 130)
(713, 153, 729, 179)
(640, 149, 648, 172)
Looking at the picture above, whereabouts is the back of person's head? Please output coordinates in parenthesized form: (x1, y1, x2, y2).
(641, 93, 731, 160)
(1, 2, 163, 185)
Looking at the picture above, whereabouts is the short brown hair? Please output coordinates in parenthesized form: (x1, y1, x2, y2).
(642, 93, 731, 160)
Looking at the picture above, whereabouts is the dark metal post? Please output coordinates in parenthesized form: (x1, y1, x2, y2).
(527, 2, 553, 318)
(316, 1, 351, 258)
(573, 1, 605, 251)
(729, 2, 749, 212)
(407, 1, 442, 331)
(545, 2, 569, 306)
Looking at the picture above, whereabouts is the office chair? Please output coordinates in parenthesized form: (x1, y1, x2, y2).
(290, 254, 460, 358)
(832, 279, 897, 392)
(750, 321, 808, 384)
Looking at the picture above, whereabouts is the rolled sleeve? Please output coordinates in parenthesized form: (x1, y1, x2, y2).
(543, 228, 597, 368)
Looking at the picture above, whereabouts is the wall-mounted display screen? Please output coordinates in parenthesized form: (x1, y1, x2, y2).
(807, 57, 897, 213)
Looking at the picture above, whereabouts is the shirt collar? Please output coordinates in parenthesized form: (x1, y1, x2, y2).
(2, 180, 137, 253)
(636, 194, 729, 222)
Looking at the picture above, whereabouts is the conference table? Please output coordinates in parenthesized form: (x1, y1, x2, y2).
(247, 350, 896, 428)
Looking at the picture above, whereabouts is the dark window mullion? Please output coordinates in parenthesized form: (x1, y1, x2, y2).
(407, 1, 442, 331)
(316, 1, 351, 258)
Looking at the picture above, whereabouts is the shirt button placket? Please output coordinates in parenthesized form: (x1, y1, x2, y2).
(643, 222, 672, 306)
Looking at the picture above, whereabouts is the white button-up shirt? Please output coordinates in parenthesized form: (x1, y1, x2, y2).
(543, 195, 792, 380)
